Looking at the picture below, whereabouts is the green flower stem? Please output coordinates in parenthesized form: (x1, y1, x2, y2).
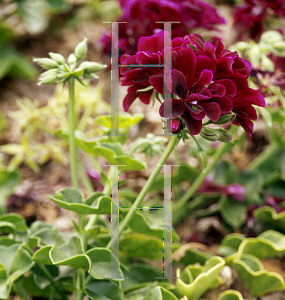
(172, 141, 233, 225)
(14, 281, 32, 300)
(106, 135, 179, 250)
(79, 162, 94, 195)
(68, 76, 79, 189)
(248, 142, 278, 170)
(75, 269, 85, 300)
(36, 263, 69, 300)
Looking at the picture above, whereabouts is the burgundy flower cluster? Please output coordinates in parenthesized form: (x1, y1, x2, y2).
(100, 0, 225, 56)
(234, 0, 285, 41)
(120, 31, 265, 138)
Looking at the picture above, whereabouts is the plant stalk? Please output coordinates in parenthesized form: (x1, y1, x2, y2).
(36, 263, 69, 300)
(14, 281, 32, 300)
(172, 141, 233, 225)
(68, 76, 79, 189)
(106, 135, 178, 250)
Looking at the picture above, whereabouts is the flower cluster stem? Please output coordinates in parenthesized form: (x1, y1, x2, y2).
(173, 141, 234, 225)
(106, 135, 179, 250)
(68, 76, 79, 189)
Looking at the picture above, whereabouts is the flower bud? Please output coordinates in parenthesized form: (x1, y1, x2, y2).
(248, 45, 261, 66)
(67, 54, 76, 68)
(200, 127, 218, 142)
(233, 41, 249, 52)
(216, 129, 232, 143)
(214, 113, 234, 124)
(167, 118, 183, 134)
(261, 31, 283, 44)
(261, 55, 274, 71)
(80, 61, 107, 74)
(273, 41, 285, 52)
(34, 58, 58, 70)
(74, 38, 88, 62)
(38, 73, 58, 85)
(49, 52, 65, 64)
(196, 147, 207, 170)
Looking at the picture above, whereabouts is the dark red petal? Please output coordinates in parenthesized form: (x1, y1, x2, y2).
(185, 103, 205, 120)
(199, 102, 221, 122)
(136, 51, 159, 65)
(181, 110, 202, 135)
(194, 69, 213, 86)
(138, 89, 153, 105)
(232, 115, 254, 138)
(186, 33, 205, 50)
(168, 69, 187, 98)
(203, 41, 217, 60)
(208, 83, 226, 97)
(172, 47, 196, 89)
(214, 79, 237, 98)
(194, 56, 216, 83)
(138, 30, 168, 52)
(212, 96, 233, 114)
(159, 99, 185, 118)
(187, 92, 211, 102)
(149, 71, 165, 94)
(123, 88, 138, 111)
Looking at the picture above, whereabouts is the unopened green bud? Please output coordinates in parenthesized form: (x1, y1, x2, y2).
(67, 54, 76, 68)
(74, 38, 87, 61)
(249, 45, 261, 66)
(273, 41, 285, 52)
(80, 61, 107, 74)
(39, 73, 58, 85)
(234, 41, 249, 52)
(34, 58, 58, 70)
(49, 52, 65, 64)
(214, 113, 234, 124)
(200, 127, 218, 142)
(196, 147, 208, 170)
(216, 129, 232, 143)
(261, 31, 283, 44)
(261, 55, 274, 72)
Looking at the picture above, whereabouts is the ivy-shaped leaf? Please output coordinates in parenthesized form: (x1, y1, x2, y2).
(238, 230, 285, 259)
(119, 233, 164, 260)
(122, 264, 166, 292)
(50, 188, 111, 214)
(175, 256, 225, 300)
(0, 244, 34, 299)
(233, 254, 285, 297)
(219, 233, 245, 257)
(0, 170, 19, 214)
(254, 206, 285, 231)
(143, 286, 178, 300)
(128, 211, 180, 242)
(33, 236, 123, 280)
(85, 279, 124, 300)
(0, 213, 28, 242)
(217, 290, 244, 300)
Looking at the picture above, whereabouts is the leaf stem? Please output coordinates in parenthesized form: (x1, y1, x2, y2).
(68, 76, 79, 189)
(14, 281, 32, 300)
(36, 263, 69, 300)
(172, 141, 233, 225)
(106, 135, 179, 250)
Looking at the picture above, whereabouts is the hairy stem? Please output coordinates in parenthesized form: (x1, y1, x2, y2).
(106, 135, 179, 250)
(68, 76, 79, 189)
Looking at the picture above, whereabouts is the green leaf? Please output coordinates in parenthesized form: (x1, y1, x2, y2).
(238, 230, 285, 259)
(219, 196, 247, 228)
(128, 211, 180, 242)
(233, 254, 285, 297)
(0, 170, 20, 214)
(85, 279, 124, 300)
(175, 256, 225, 300)
(50, 188, 112, 214)
(0, 244, 33, 299)
(217, 290, 244, 300)
(143, 286, 178, 300)
(218, 233, 245, 257)
(254, 206, 285, 231)
(122, 264, 166, 292)
(120, 233, 163, 260)
(86, 248, 124, 280)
